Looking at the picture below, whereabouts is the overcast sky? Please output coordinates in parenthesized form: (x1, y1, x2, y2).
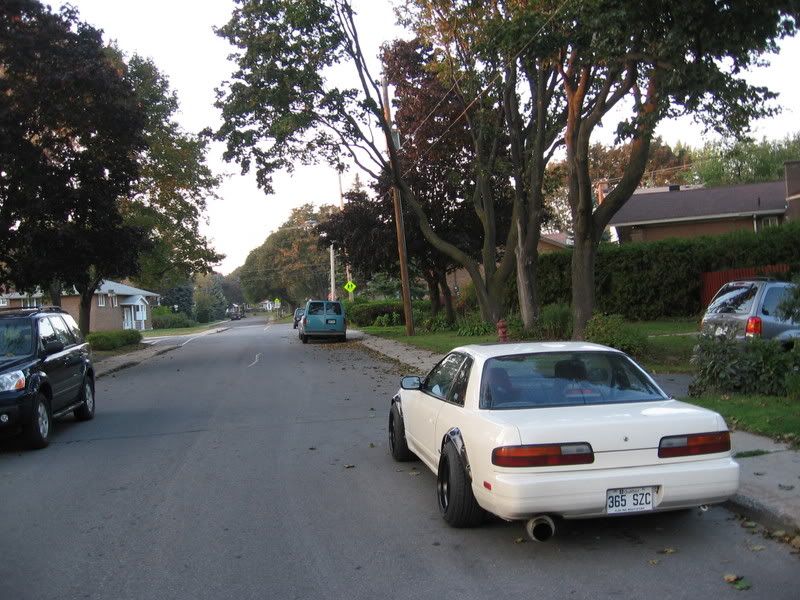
(58, 1, 800, 274)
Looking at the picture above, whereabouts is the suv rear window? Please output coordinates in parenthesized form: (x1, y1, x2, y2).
(325, 302, 342, 315)
(705, 283, 758, 315)
(761, 286, 792, 318)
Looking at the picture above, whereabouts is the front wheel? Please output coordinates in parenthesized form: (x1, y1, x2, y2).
(389, 403, 414, 462)
(25, 393, 51, 449)
(74, 378, 95, 421)
(437, 442, 484, 527)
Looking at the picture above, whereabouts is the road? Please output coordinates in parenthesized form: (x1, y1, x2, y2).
(1, 318, 798, 599)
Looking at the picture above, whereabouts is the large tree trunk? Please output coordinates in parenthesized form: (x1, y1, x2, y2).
(78, 290, 94, 335)
(424, 271, 441, 316)
(438, 272, 455, 324)
(47, 279, 62, 307)
(570, 231, 597, 340)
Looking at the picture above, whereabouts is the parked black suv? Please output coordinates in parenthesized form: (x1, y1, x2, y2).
(0, 307, 95, 449)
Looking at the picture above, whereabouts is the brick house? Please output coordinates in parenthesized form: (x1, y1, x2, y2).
(609, 180, 789, 243)
(0, 280, 159, 332)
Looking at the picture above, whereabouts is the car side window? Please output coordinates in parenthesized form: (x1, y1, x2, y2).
(448, 357, 473, 407)
(761, 287, 790, 318)
(49, 316, 76, 346)
(61, 314, 84, 342)
(38, 318, 58, 349)
(423, 353, 465, 400)
(307, 302, 324, 315)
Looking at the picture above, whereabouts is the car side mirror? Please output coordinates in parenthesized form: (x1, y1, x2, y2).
(44, 340, 64, 355)
(401, 376, 422, 390)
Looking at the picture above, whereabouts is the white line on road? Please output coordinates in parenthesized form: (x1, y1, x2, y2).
(181, 336, 200, 347)
(247, 353, 262, 368)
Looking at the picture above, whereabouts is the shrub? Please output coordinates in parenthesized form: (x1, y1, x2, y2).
(373, 312, 402, 327)
(152, 305, 172, 317)
(457, 312, 495, 336)
(87, 329, 142, 351)
(585, 314, 648, 357)
(419, 312, 456, 333)
(535, 303, 573, 340)
(690, 335, 800, 396)
(347, 300, 431, 326)
(152, 312, 198, 329)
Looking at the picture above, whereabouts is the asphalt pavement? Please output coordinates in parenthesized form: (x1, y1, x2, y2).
(1, 319, 799, 600)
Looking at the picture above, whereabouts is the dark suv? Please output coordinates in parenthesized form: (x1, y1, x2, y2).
(0, 308, 95, 449)
(701, 279, 800, 347)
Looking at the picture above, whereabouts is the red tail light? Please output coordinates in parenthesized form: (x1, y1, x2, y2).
(745, 316, 762, 337)
(492, 443, 594, 467)
(303, 317, 307, 326)
(658, 431, 730, 458)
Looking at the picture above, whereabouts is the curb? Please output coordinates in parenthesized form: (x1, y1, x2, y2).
(95, 346, 179, 380)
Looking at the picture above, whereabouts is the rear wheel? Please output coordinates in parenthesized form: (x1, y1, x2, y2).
(301, 334, 308, 344)
(25, 393, 51, 449)
(437, 441, 484, 527)
(389, 403, 414, 461)
(73, 378, 95, 421)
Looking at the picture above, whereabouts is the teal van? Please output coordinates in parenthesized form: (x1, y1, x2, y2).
(298, 300, 346, 343)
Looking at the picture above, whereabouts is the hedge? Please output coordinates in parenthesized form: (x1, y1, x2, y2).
(536, 222, 800, 320)
(86, 329, 143, 351)
(343, 300, 431, 326)
(152, 312, 198, 329)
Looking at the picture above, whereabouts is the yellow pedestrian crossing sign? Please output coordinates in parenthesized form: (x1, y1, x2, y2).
(343, 281, 356, 293)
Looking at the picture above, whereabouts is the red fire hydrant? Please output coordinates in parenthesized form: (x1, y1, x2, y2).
(496, 319, 508, 343)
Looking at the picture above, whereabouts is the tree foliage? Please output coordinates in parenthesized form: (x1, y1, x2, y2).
(691, 134, 800, 187)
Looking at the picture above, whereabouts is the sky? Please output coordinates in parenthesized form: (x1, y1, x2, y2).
(57, 1, 800, 274)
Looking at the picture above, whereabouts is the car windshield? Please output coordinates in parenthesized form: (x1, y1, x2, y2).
(480, 352, 666, 410)
(706, 283, 758, 315)
(0, 319, 34, 359)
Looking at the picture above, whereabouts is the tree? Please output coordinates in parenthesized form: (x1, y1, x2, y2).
(193, 272, 228, 323)
(122, 55, 223, 291)
(551, 0, 796, 338)
(691, 134, 800, 187)
(162, 282, 194, 316)
(221, 268, 246, 306)
(215, 0, 516, 324)
(0, 0, 149, 333)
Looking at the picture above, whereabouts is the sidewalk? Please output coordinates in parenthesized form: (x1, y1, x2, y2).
(350, 329, 800, 534)
(94, 326, 229, 378)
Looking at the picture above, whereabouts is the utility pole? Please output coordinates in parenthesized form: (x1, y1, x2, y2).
(382, 76, 414, 336)
(338, 169, 354, 302)
(329, 242, 336, 301)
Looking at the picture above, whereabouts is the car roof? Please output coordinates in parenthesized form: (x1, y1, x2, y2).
(0, 307, 66, 319)
(450, 341, 622, 360)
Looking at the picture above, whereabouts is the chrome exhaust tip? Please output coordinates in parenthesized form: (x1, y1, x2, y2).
(699, 504, 709, 512)
(525, 515, 555, 542)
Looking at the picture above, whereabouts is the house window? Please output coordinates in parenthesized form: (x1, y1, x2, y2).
(136, 304, 147, 321)
(22, 296, 40, 308)
(98, 294, 106, 307)
(761, 216, 780, 229)
(112, 295, 118, 307)
(0, 298, 8, 307)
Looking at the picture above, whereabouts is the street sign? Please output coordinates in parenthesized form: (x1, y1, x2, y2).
(274, 298, 281, 309)
(343, 281, 356, 293)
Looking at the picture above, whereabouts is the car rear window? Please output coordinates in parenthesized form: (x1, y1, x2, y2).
(0, 318, 34, 358)
(307, 302, 324, 315)
(705, 283, 758, 315)
(325, 302, 342, 315)
(761, 286, 793, 318)
(480, 352, 666, 410)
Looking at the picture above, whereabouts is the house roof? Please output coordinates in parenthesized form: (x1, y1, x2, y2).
(1, 279, 159, 300)
(541, 232, 571, 248)
(608, 180, 787, 227)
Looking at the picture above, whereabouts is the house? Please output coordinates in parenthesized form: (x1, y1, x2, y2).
(609, 180, 789, 243)
(0, 280, 159, 332)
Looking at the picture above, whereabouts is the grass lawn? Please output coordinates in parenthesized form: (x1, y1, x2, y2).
(630, 318, 700, 337)
(91, 343, 149, 362)
(141, 320, 227, 338)
(640, 334, 697, 374)
(687, 393, 799, 444)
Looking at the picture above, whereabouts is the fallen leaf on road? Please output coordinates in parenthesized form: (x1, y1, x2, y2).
(723, 574, 740, 584)
(748, 545, 766, 552)
(734, 579, 751, 591)
(368, 443, 375, 448)
(741, 521, 757, 529)
(408, 471, 420, 476)
(514, 537, 526, 544)
(658, 547, 676, 555)
(648, 559, 659, 566)
(308, 447, 316, 451)
(395, 468, 404, 472)
(791, 536, 800, 550)
(778, 484, 795, 491)
(753, 471, 765, 476)
(770, 530, 786, 539)
(344, 464, 355, 469)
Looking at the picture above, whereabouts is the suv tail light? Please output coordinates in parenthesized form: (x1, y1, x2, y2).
(492, 443, 594, 467)
(658, 431, 730, 458)
(745, 316, 762, 338)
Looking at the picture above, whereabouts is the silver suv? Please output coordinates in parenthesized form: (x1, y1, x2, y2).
(701, 279, 799, 347)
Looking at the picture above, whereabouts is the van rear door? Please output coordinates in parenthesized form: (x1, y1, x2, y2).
(324, 302, 345, 332)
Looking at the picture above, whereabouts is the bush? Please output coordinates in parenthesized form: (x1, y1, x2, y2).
(152, 305, 172, 317)
(536, 222, 800, 319)
(86, 329, 142, 351)
(346, 300, 431, 326)
(690, 335, 800, 396)
(457, 312, 495, 336)
(419, 312, 456, 333)
(534, 303, 573, 340)
(584, 313, 648, 356)
(373, 312, 402, 327)
(152, 312, 198, 329)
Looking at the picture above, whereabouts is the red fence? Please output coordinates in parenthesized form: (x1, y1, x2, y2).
(701, 264, 790, 307)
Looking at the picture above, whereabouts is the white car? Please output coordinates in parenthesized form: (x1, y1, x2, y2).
(388, 342, 739, 541)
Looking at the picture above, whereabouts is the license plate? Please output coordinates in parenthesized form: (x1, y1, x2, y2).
(326, 319, 337, 324)
(606, 487, 655, 514)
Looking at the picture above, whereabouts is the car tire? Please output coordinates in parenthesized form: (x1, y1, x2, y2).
(389, 403, 414, 462)
(73, 378, 95, 421)
(437, 441, 484, 527)
(25, 393, 51, 450)
(301, 334, 308, 344)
